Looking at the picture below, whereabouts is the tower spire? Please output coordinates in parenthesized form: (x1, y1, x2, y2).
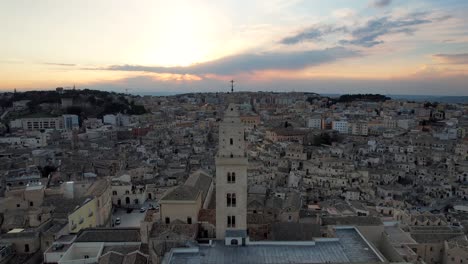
(230, 80, 234, 93)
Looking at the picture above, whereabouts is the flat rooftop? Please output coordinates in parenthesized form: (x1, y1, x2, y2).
(384, 226, 416, 245)
(167, 227, 383, 264)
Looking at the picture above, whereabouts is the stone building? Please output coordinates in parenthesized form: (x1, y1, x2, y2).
(215, 104, 248, 240)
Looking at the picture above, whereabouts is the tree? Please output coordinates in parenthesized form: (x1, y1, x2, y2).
(313, 133, 332, 146)
(27, 101, 39, 113)
(66, 106, 83, 116)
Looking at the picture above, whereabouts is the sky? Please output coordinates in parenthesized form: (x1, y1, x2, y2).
(1, 0, 468, 95)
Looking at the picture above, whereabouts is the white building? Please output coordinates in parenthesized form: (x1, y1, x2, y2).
(63, 115, 79, 130)
(103, 113, 130, 126)
(9, 115, 78, 131)
(332, 120, 349, 134)
(11, 117, 63, 131)
(0, 134, 47, 148)
(307, 116, 322, 129)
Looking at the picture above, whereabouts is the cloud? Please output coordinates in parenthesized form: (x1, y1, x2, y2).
(92, 47, 359, 75)
(280, 25, 347, 45)
(82, 72, 468, 96)
(281, 12, 444, 48)
(42, 62, 76, 66)
(332, 8, 357, 19)
(432, 53, 468, 64)
(370, 0, 392, 8)
(339, 13, 433, 47)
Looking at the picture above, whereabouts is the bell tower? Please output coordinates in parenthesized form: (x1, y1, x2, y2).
(215, 103, 248, 239)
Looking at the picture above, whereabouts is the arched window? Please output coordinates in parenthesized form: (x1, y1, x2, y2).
(227, 193, 231, 207)
(227, 215, 236, 227)
(232, 193, 236, 207)
(228, 172, 236, 183)
(230, 138, 233, 145)
(227, 193, 236, 207)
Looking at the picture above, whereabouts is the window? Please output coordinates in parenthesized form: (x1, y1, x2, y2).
(165, 217, 170, 224)
(125, 190, 130, 194)
(84, 255, 89, 259)
(29, 201, 33, 206)
(16, 204, 20, 208)
(230, 138, 233, 145)
(24, 244, 29, 252)
(227, 193, 236, 207)
(227, 215, 236, 227)
(232, 193, 236, 207)
(112, 191, 117, 195)
(187, 217, 192, 224)
(228, 172, 236, 183)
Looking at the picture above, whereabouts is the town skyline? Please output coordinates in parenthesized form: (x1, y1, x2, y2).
(1, 0, 468, 95)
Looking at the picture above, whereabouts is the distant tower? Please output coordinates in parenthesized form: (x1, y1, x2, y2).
(230, 80, 234, 93)
(215, 103, 248, 240)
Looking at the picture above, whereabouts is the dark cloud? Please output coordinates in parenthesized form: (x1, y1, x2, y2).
(83, 73, 468, 96)
(280, 25, 347, 45)
(371, 0, 392, 8)
(43, 62, 76, 66)
(339, 14, 432, 47)
(281, 12, 440, 48)
(93, 47, 359, 75)
(433, 53, 468, 64)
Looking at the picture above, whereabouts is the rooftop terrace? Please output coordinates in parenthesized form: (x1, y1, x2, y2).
(165, 227, 384, 264)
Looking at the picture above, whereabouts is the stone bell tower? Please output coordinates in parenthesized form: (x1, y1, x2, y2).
(215, 103, 248, 240)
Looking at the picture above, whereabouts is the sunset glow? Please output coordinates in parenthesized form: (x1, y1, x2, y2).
(1, 0, 467, 95)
